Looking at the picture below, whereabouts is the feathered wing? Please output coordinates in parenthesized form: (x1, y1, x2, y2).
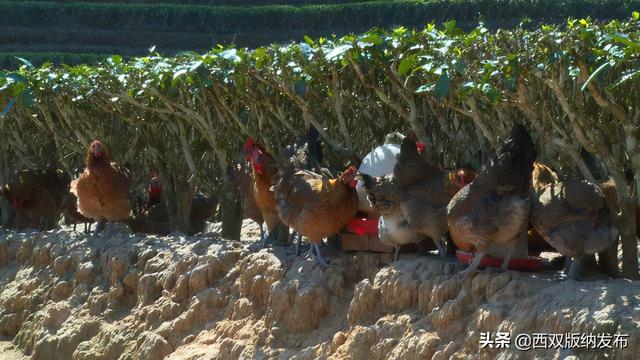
(447, 123, 537, 253)
(273, 166, 358, 242)
(532, 181, 617, 257)
(393, 137, 441, 188)
(357, 173, 401, 214)
(73, 159, 131, 222)
(564, 179, 605, 211)
(484, 123, 537, 196)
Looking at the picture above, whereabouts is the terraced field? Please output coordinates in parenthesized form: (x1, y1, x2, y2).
(1, 0, 638, 68)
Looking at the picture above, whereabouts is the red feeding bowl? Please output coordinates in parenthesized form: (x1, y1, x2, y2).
(346, 217, 379, 236)
(455, 250, 545, 271)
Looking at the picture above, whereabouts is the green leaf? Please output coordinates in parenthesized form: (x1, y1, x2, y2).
(303, 35, 314, 46)
(325, 44, 353, 61)
(633, 11, 639, 20)
(293, 80, 307, 97)
(0, 97, 16, 117)
(18, 89, 36, 107)
(434, 72, 451, 99)
(15, 57, 34, 69)
(611, 68, 640, 88)
(398, 55, 416, 76)
(580, 61, 612, 91)
(108, 55, 122, 65)
(173, 69, 188, 79)
(6, 73, 28, 84)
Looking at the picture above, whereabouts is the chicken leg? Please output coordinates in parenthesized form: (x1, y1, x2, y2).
(257, 223, 265, 249)
(394, 246, 400, 262)
(563, 256, 573, 274)
(434, 237, 446, 258)
(500, 241, 516, 272)
(93, 219, 106, 236)
(567, 256, 584, 281)
(303, 241, 329, 267)
(463, 251, 487, 277)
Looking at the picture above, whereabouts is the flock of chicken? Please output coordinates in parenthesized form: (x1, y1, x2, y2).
(0, 124, 634, 280)
(1, 140, 217, 237)
(243, 124, 627, 280)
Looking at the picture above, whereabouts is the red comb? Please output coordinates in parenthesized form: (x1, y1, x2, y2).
(416, 142, 425, 152)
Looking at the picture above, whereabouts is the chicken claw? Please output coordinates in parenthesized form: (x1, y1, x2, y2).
(308, 243, 329, 267)
(566, 256, 584, 281)
(434, 237, 446, 258)
(464, 251, 487, 275)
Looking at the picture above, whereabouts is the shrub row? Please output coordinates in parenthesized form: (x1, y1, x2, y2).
(1, 15, 639, 276)
(0, 52, 108, 69)
(2, 0, 638, 34)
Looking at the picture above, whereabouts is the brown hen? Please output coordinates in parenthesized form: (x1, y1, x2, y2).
(2, 167, 70, 230)
(71, 140, 131, 235)
(447, 123, 537, 273)
(531, 179, 618, 279)
(272, 164, 359, 266)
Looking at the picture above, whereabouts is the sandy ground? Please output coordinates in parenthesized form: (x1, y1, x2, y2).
(0, 339, 27, 359)
(0, 221, 638, 359)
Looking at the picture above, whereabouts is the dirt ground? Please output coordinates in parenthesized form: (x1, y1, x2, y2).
(0, 221, 638, 359)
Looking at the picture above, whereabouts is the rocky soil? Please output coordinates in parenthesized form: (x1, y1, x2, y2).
(0, 221, 638, 359)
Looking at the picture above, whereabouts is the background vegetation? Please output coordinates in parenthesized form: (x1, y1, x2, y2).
(1, 16, 639, 278)
(1, 0, 639, 68)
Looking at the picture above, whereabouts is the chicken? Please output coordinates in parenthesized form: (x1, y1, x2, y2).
(1, 167, 71, 230)
(236, 165, 265, 239)
(147, 171, 163, 210)
(272, 164, 359, 266)
(71, 140, 131, 235)
(447, 123, 537, 273)
(189, 192, 218, 234)
(243, 138, 283, 248)
(63, 192, 93, 233)
(357, 137, 477, 260)
(129, 191, 217, 236)
(531, 179, 618, 279)
(528, 162, 560, 254)
(532, 162, 559, 192)
(600, 179, 639, 239)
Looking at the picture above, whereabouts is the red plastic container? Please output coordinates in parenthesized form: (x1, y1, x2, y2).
(455, 250, 545, 271)
(346, 217, 379, 236)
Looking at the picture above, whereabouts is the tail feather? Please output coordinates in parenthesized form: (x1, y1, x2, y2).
(490, 123, 537, 195)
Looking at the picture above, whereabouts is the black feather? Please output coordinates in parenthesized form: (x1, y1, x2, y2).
(487, 123, 537, 195)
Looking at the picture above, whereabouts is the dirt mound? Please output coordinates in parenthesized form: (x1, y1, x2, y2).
(0, 222, 638, 359)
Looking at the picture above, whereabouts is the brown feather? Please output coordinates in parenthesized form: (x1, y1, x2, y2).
(72, 141, 131, 222)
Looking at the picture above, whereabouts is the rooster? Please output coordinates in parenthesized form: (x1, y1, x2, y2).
(358, 138, 477, 260)
(531, 179, 618, 280)
(71, 140, 131, 235)
(243, 138, 284, 248)
(236, 165, 265, 238)
(243, 128, 325, 250)
(271, 162, 359, 267)
(447, 123, 537, 274)
(2, 167, 71, 230)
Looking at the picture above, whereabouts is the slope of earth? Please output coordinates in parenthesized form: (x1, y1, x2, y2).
(0, 221, 638, 359)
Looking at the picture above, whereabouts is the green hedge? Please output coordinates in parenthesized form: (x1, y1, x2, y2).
(2, 0, 376, 4)
(2, 16, 640, 275)
(2, 0, 638, 34)
(0, 52, 108, 69)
